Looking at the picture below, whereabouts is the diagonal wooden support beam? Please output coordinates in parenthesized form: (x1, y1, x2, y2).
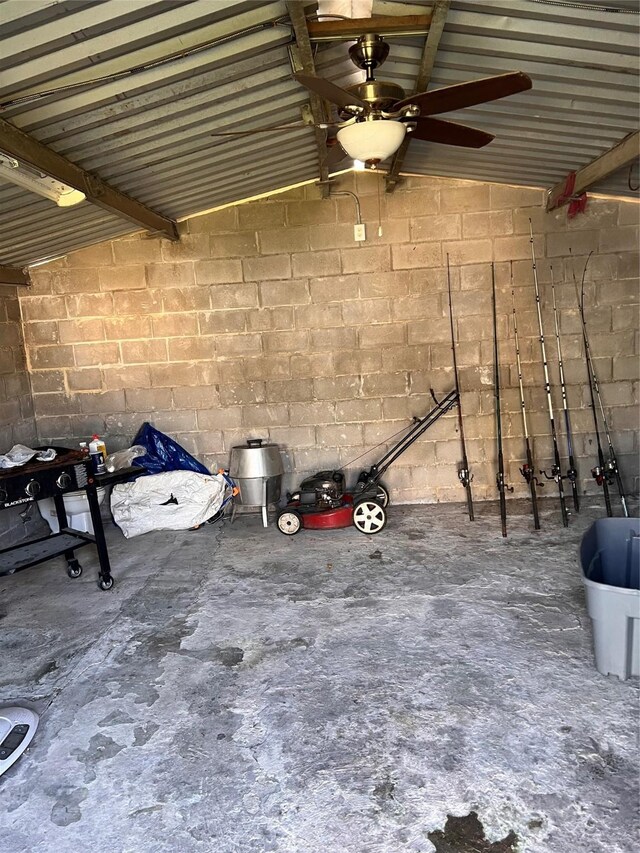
(0, 266, 29, 286)
(286, 1, 330, 198)
(0, 118, 179, 240)
(546, 131, 640, 210)
(385, 0, 451, 193)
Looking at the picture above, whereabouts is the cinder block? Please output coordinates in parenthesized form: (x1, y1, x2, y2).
(26, 270, 52, 296)
(314, 375, 361, 400)
(197, 407, 243, 430)
(210, 283, 258, 310)
(112, 289, 161, 315)
(247, 307, 294, 332)
(33, 392, 80, 417)
(310, 327, 356, 350)
(66, 243, 114, 267)
(213, 333, 262, 357)
(146, 263, 195, 289)
(342, 298, 391, 327)
(359, 323, 406, 349)
(286, 199, 336, 226)
(172, 386, 219, 410)
(161, 233, 210, 262)
(308, 223, 357, 250)
(292, 250, 341, 278)
(411, 213, 461, 242)
(493, 235, 533, 262)
(113, 238, 162, 265)
(333, 348, 382, 375)
(167, 336, 216, 361)
(440, 185, 490, 213)
(408, 319, 453, 345)
(263, 330, 309, 353)
(341, 246, 391, 274)
(361, 372, 408, 397)
(383, 345, 428, 372)
(546, 230, 599, 258)
(58, 319, 104, 343)
(152, 314, 199, 337)
(242, 254, 292, 282)
(265, 379, 313, 403)
(260, 279, 310, 307)
(161, 288, 209, 313)
(98, 265, 146, 292)
(125, 388, 172, 412)
(194, 259, 243, 285)
(30, 370, 65, 393)
(293, 303, 342, 330)
(289, 400, 335, 425)
(309, 275, 359, 303)
(613, 355, 640, 381)
(102, 365, 150, 390)
(391, 243, 441, 270)
(21, 296, 67, 322)
(336, 398, 382, 423)
(30, 345, 75, 369)
(359, 270, 411, 299)
(210, 231, 258, 258)
(23, 321, 59, 346)
(598, 226, 639, 254)
(104, 316, 153, 340)
(617, 253, 639, 280)
(490, 184, 544, 210)
(596, 280, 639, 307)
(51, 269, 100, 294)
(241, 403, 289, 427)
(290, 353, 335, 379)
(188, 207, 237, 233)
(245, 354, 290, 380)
(268, 426, 316, 448)
(259, 227, 308, 255)
(239, 201, 286, 229)
(199, 310, 247, 335)
(443, 239, 493, 266)
(219, 382, 266, 406)
(121, 339, 167, 364)
(79, 390, 125, 414)
(152, 410, 198, 433)
(463, 210, 513, 239)
(66, 292, 114, 318)
(316, 422, 364, 448)
(150, 362, 202, 387)
(391, 294, 441, 321)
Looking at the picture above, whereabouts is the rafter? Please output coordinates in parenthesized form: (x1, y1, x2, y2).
(286, 1, 330, 197)
(546, 131, 639, 210)
(0, 118, 179, 240)
(385, 0, 451, 193)
(0, 266, 29, 286)
(308, 14, 433, 41)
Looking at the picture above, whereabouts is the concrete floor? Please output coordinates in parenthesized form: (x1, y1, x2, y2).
(0, 497, 637, 853)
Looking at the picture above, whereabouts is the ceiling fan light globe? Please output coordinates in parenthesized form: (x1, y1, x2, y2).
(336, 121, 406, 165)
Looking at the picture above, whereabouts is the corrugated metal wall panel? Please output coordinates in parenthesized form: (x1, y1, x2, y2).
(0, 0, 637, 268)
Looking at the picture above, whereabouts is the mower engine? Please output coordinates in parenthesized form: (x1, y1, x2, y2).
(290, 470, 345, 508)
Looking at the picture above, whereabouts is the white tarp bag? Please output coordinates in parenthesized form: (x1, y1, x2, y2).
(111, 471, 225, 538)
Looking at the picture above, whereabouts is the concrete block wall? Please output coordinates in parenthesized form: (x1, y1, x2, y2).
(0, 285, 45, 545)
(21, 172, 640, 505)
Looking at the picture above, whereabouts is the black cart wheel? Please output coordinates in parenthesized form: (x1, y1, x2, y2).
(353, 500, 386, 535)
(98, 576, 114, 591)
(277, 510, 302, 535)
(376, 484, 390, 508)
(66, 561, 82, 579)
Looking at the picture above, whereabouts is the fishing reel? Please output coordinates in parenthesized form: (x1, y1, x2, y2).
(541, 464, 562, 484)
(458, 467, 473, 488)
(604, 459, 619, 484)
(496, 472, 514, 493)
(591, 465, 605, 486)
(566, 466, 578, 485)
(519, 463, 542, 487)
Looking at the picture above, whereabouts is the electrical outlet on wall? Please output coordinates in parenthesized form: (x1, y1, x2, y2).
(354, 223, 366, 242)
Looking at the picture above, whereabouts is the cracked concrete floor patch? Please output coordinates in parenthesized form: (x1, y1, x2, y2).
(0, 499, 637, 852)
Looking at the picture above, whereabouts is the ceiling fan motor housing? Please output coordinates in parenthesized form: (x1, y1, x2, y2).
(342, 80, 407, 115)
(349, 34, 390, 78)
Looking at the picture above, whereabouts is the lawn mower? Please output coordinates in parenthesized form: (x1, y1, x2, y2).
(276, 389, 459, 535)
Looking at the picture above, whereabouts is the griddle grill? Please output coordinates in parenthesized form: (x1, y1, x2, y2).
(0, 446, 116, 590)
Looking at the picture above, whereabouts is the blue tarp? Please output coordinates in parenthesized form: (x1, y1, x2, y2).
(132, 422, 210, 476)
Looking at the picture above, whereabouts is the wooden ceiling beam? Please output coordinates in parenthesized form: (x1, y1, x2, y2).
(546, 131, 640, 210)
(0, 266, 29, 286)
(0, 117, 179, 240)
(286, 1, 330, 197)
(385, 0, 451, 193)
(308, 14, 433, 41)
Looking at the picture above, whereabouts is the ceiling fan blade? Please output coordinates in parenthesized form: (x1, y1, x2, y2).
(395, 71, 532, 116)
(294, 73, 368, 111)
(407, 117, 494, 148)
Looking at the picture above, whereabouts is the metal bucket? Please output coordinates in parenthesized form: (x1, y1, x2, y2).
(229, 439, 283, 523)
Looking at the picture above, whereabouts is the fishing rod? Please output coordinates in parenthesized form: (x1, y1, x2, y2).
(528, 220, 568, 527)
(510, 270, 541, 530)
(550, 264, 580, 513)
(569, 250, 612, 516)
(572, 250, 628, 518)
(492, 263, 511, 537)
(447, 253, 474, 521)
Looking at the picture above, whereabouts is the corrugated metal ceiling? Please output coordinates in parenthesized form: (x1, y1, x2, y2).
(0, 0, 637, 269)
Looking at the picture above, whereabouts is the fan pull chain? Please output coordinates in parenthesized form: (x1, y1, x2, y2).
(377, 175, 383, 237)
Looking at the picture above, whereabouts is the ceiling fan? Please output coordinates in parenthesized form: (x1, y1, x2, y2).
(294, 33, 532, 168)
